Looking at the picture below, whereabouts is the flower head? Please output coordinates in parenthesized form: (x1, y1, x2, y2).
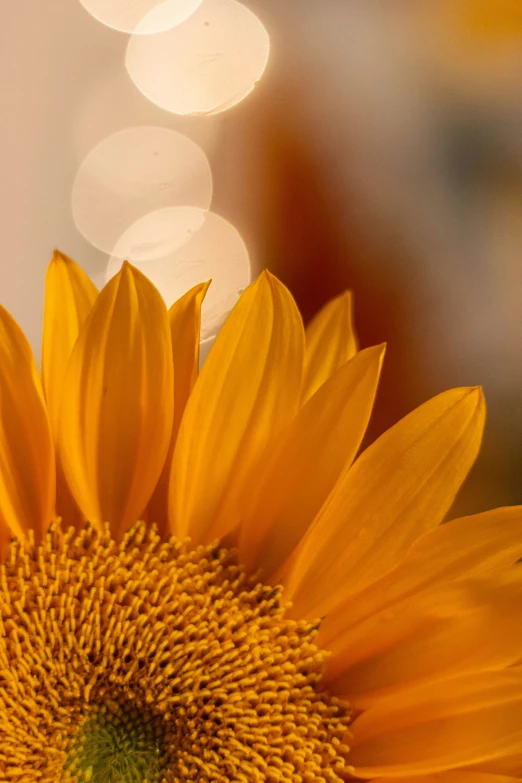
(1, 252, 522, 781)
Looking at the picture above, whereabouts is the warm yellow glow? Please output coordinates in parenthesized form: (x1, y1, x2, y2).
(126, 0, 270, 116)
(78, 0, 203, 34)
(106, 208, 251, 340)
(71, 127, 213, 255)
(447, 0, 522, 40)
(422, 0, 522, 99)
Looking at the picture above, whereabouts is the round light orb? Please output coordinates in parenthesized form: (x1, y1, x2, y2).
(78, 0, 203, 34)
(106, 208, 251, 341)
(71, 65, 220, 163)
(72, 127, 213, 255)
(126, 0, 270, 116)
(109, 206, 208, 263)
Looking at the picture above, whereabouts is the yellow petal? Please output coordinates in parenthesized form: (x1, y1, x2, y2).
(302, 290, 357, 402)
(319, 505, 522, 648)
(238, 344, 385, 576)
(371, 772, 522, 783)
(42, 250, 98, 438)
(326, 573, 522, 708)
(0, 516, 11, 562)
(283, 387, 486, 620)
(350, 669, 522, 777)
(42, 251, 98, 528)
(169, 271, 304, 544)
(472, 757, 522, 778)
(59, 263, 174, 539)
(169, 281, 211, 436)
(0, 306, 55, 541)
(146, 281, 209, 535)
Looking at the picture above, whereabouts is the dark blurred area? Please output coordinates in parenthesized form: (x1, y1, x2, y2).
(214, 0, 522, 518)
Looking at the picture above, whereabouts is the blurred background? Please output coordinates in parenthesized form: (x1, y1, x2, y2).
(2, 0, 522, 517)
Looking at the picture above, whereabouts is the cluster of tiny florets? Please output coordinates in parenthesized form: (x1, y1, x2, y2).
(0, 521, 351, 782)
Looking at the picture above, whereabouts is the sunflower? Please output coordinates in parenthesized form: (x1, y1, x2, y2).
(1, 252, 522, 782)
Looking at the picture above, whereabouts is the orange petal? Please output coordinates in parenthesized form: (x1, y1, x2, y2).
(169, 281, 211, 437)
(471, 758, 522, 778)
(302, 290, 357, 402)
(146, 281, 209, 535)
(0, 516, 11, 562)
(59, 263, 174, 539)
(350, 669, 522, 777)
(169, 271, 304, 544)
(326, 573, 522, 708)
(42, 251, 98, 528)
(319, 505, 522, 648)
(283, 387, 486, 620)
(0, 306, 55, 541)
(371, 773, 522, 783)
(238, 344, 385, 576)
(42, 250, 98, 438)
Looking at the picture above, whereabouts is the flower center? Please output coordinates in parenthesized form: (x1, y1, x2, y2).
(63, 703, 167, 782)
(0, 521, 351, 782)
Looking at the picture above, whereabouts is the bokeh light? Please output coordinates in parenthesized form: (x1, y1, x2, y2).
(109, 206, 207, 263)
(106, 208, 251, 341)
(126, 0, 270, 116)
(78, 0, 203, 35)
(72, 126, 213, 255)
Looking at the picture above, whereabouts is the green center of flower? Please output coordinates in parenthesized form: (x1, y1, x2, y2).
(62, 703, 168, 782)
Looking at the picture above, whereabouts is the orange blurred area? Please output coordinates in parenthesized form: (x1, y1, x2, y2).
(443, 0, 522, 40)
(420, 0, 522, 102)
